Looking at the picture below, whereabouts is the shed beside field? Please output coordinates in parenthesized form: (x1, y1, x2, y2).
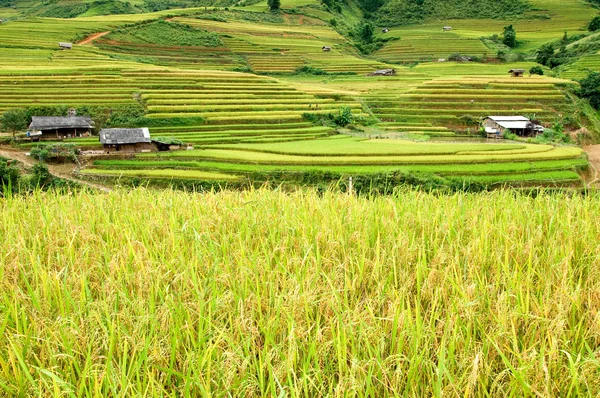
(59, 42, 73, 50)
(368, 69, 396, 76)
(443, 26, 452, 32)
(28, 116, 94, 141)
(483, 116, 543, 138)
(99, 128, 156, 153)
(322, 46, 332, 52)
(509, 69, 525, 77)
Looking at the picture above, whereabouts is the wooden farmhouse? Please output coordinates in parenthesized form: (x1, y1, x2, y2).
(443, 26, 452, 32)
(99, 128, 156, 153)
(483, 116, 543, 138)
(28, 116, 94, 141)
(509, 68, 525, 77)
(59, 42, 73, 50)
(322, 46, 332, 52)
(368, 69, 396, 76)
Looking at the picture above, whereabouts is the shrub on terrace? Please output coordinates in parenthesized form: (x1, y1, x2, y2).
(529, 66, 544, 76)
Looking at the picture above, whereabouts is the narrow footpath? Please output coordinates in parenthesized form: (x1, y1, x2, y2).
(0, 147, 112, 192)
(77, 31, 110, 45)
(584, 145, 600, 188)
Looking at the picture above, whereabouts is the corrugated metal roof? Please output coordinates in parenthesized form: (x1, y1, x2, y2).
(496, 121, 529, 129)
(99, 128, 151, 145)
(488, 116, 530, 122)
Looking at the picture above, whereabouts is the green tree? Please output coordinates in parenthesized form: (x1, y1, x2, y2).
(267, 0, 280, 11)
(334, 106, 354, 126)
(502, 24, 517, 48)
(358, 21, 374, 43)
(529, 66, 544, 76)
(0, 108, 28, 139)
(0, 156, 20, 195)
(535, 43, 555, 67)
(589, 16, 600, 32)
(578, 71, 600, 110)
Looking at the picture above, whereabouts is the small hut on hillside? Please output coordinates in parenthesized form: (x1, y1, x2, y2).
(28, 116, 94, 141)
(382, 28, 389, 33)
(322, 46, 332, 52)
(482, 116, 543, 138)
(99, 128, 156, 153)
(368, 69, 396, 76)
(443, 26, 452, 32)
(59, 42, 73, 50)
(509, 68, 525, 77)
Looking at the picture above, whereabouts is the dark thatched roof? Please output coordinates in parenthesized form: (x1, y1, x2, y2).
(29, 116, 93, 131)
(99, 128, 151, 145)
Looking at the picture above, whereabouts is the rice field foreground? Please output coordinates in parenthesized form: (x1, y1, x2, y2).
(1, 189, 600, 396)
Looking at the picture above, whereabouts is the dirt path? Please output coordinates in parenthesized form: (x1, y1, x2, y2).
(0, 147, 112, 192)
(78, 31, 110, 46)
(584, 145, 600, 188)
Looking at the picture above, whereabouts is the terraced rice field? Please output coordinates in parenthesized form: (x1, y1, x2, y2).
(364, 77, 575, 127)
(561, 53, 600, 80)
(0, 69, 356, 143)
(82, 135, 586, 186)
(0, 5, 594, 188)
(176, 17, 390, 74)
(373, 0, 593, 62)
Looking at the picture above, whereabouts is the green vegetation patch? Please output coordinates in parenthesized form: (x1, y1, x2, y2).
(108, 20, 223, 47)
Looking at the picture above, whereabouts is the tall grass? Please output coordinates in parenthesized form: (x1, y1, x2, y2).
(1, 188, 600, 396)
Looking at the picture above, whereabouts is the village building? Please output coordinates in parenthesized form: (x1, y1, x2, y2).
(322, 46, 332, 52)
(28, 116, 94, 141)
(483, 116, 543, 138)
(382, 28, 389, 33)
(368, 69, 396, 76)
(99, 128, 156, 153)
(509, 68, 525, 77)
(59, 42, 73, 50)
(443, 26, 452, 32)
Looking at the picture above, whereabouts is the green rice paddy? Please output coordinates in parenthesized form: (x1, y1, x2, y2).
(0, 1, 595, 187)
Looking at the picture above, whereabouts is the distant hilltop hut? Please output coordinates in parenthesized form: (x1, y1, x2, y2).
(368, 69, 396, 76)
(509, 68, 525, 77)
(322, 46, 332, 52)
(443, 26, 452, 32)
(382, 28, 389, 33)
(59, 42, 73, 50)
(99, 128, 156, 153)
(483, 116, 543, 138)
(28, 116, 94, 141)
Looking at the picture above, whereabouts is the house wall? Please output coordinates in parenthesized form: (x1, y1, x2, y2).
(483, 119, 506, 135)
(103, 142, 157, 153)
(39, 128, 91, 140)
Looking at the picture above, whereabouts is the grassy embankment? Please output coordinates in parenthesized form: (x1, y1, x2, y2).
(1, 188, 600, 396)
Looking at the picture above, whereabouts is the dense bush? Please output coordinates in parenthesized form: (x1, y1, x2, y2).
(0, 156, 20, 195)
(268, 0, 280, 11)
(589, 15, 600, 31)
(502, 25, 517, 48)
(529, 65, 544, 75)
(152, 137, 184, 146)
(30, 144, 80, 163)
(295, 66, 328, 75)
(578, 71, 600, 109)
